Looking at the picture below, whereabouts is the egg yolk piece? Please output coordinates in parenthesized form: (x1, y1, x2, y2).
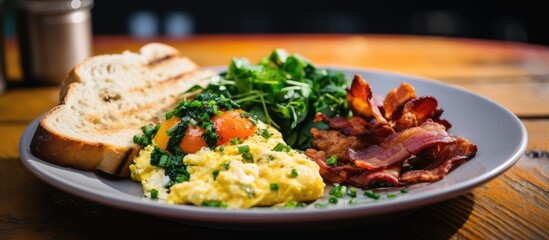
(179, 125, 207, 154)
(213, 110, 256, 145)
(152, 116, 180, 150)
(153, 110, 257, 154)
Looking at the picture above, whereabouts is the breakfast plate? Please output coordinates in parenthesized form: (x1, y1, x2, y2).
(19, 66, 527, 229)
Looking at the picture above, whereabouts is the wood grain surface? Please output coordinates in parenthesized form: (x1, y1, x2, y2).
(1, 35, 548, 239)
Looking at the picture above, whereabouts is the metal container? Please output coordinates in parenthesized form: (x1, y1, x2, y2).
(15, 0, 94, 85)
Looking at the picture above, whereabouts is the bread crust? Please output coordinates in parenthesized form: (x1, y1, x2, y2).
(29, 43, 212, 177)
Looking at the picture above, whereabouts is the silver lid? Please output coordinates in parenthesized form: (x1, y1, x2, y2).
(16, 0, 94, 13)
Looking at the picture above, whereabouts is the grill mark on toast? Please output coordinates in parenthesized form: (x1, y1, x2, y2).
(116, 148, 136, 175)
(148, 55, 176, 66)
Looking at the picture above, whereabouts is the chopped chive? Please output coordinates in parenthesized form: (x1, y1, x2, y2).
(285, 201, 306, 208)
(150, 189, 158, 199)
(327, 155, 338, 166)
(270, 183, 279, 191)
(290, 168, 298, 178)
(272, 143, 291, 152)
(212, 169, 219, 180)
(363, 190, 380, 200)
(230, 138, 243, 145)
(328, 196, 338, 204)
(258, 129, 273, 139)
(400, 188, 409, 193)
(202, 200, 227, 208)
(158, 155, 171, 167)
(175, 172, 190, 183)
(329, 184, 346, 198)
(218, 145, 225, 152)
(222, 161, 230, 170)
(387, 193, 397, 199)
(348, 198, 358, 205)
(314, 202, 328, 208)
(238, 145, 254, 162)
(347, 187, 357, 198)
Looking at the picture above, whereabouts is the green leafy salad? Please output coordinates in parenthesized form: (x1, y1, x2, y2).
(189, 49, 351, 149)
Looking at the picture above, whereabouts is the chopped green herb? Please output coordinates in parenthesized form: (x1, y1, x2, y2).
(238, 145, 254, 162)
(222, 161, 230, 170)
(401, 188, 409, 194)
(150, 146, 189, 187)
(150, 189, 158, 199)
(212, 169, 219, 180)
(201, 200, 228, 208)
(290, 168, 299, 178)
(175, 172, 190, 183)
(327, 155, 338, 166)
(348, 198, 358, 205)
(328, 196, 338, 204)
(273, 143, 291, 152)
(218, 145, 225, 152)
(270, 183, 279, 191)
(258, 129, 273, 139)
(314, 203, 328, 208)
(285, 201, 306, 208)
(363, 190, 381, 200)
(329, 184, 347, 198)
(387, 193, 397, 199)
(230, 138, 243, 145)
(239, 112, 258, 125)
(133, 123, 160, 146)
(347, 187, 357, 198)
(157, 155, 170, 167)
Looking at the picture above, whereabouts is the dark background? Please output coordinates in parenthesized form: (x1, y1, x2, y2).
(2, 0, 548, 46)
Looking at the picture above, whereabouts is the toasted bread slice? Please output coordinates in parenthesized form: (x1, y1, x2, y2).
(30, 43, 215, 177)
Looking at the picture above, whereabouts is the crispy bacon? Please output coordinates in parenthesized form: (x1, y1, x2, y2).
(349, 165, 401, 188)
(347, 74, 388, 125)
(305, 149, 362, 184)
(383, 82, 416, 119)
(305, 148, 401, 188)
(306, 75, 477, 190)
(314, 112, 369, 136)
(349, 120, 456, 171)
(400, 137, 477, 184)
(392, 96, 452, 131)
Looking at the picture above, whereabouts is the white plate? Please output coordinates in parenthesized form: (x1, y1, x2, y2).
(19, 67, 527, 230)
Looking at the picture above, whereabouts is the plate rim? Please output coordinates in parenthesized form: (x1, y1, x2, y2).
(18, 66, 528, 224)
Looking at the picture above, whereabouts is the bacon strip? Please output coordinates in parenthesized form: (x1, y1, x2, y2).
(305, 149, 362, 184)
(347, 74, 388, 125)
(349, 165, 401, 188)
(349, 120, 456, 171)
(400, 137, 477, 184)
(383, 82, 416, 119)
(314, 112, 369, 136)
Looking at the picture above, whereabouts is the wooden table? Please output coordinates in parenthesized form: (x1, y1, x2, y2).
(1, 35, 548, 239)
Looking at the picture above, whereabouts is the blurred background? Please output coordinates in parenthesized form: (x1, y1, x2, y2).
(1, 0, 548, 45)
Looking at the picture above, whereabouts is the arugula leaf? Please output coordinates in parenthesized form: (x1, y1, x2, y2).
(192, 49, 350, 149)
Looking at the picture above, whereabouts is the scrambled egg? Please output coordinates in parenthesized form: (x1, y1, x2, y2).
(130, 121, 325, 208)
